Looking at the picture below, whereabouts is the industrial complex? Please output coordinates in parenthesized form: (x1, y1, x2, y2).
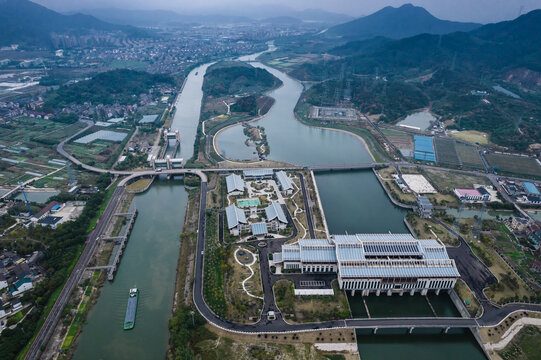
(273, 234, 459, 295)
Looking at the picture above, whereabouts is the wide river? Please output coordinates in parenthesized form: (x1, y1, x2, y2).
(73, 182, 188, 360)
(73, 50, 486, 359)
(216, 61, 372, 165)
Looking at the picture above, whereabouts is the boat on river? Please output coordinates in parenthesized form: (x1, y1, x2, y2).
(123, 288, 139, 330)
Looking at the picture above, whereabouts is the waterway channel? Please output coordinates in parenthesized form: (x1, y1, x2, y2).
(72, 181, 188, 360)
(169, 62, 213, 160)
(216, 61, 372, 165)
(73, 47, 486, 359)
(316, 171, 486, 359)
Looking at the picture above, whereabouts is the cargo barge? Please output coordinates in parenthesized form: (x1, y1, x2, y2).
(123, 288, 138, 330)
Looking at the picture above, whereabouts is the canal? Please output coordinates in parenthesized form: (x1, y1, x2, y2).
(169, 62, 213, 160)
(72, 181, 188, 360)
(73, 46, 486, 359)
(315, 171, 487, 359)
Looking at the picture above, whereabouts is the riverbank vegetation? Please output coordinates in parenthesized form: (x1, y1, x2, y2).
(202, 210, 228, 317)
(0, 177, 112, 359)
(45, 69, 175, 108)
(274, 280, 351, 323)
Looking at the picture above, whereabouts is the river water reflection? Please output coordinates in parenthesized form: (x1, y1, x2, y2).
(216, 61, 372, 166)
(73, 181, 188, 360)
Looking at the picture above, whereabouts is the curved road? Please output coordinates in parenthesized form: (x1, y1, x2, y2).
(26, 120, 541, 357)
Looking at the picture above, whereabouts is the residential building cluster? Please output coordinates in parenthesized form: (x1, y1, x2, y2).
(501, 179, 541, 205)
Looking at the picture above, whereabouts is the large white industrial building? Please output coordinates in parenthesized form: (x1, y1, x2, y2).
(273, 234, 459, 296)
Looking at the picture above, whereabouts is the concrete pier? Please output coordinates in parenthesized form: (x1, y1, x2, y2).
(107, 209, 137, 281)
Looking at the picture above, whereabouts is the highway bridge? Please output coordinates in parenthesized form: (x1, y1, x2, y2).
(23, 121, 541, 357)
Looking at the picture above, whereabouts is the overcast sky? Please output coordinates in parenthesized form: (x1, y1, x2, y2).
(35, 0, 541, 23)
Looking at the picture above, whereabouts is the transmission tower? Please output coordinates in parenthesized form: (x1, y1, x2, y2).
(18, 182, 32, 215)
(67, 162, 77, 187)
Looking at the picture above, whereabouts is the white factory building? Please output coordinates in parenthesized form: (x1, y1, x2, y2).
(273, 234, 460, 296)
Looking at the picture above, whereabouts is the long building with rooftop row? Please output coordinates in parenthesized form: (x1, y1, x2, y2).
(273, 234, 459, 296)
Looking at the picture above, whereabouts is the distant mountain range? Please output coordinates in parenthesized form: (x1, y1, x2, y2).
(0, 0, 142, 48)
(325, 4, 481, 40)
(75, 5, 352, 27)
(75, 8, 254, 27)
(338, 8, 541, 74)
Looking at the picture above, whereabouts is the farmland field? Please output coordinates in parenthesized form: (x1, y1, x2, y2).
(0, 117, 86, 186)
(486, 153, 541, 177)
(434, 138, 461, 165)
(424, 168, 490, 191)
(387, 133, 414, 150)
(456, 143, 485, 169)
(64, 140, 120, 169)
(450, 130, 489, 145)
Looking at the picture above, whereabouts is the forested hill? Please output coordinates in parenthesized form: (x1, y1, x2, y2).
(45, 69, 175, 108)
(203, 62, 282, 97)
(325, 4, 480, 41)
(292, 9, 541, 150)
(297, 9, 541, 80)
(0, 0, 143, 47)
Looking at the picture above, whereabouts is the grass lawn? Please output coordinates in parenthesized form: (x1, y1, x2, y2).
(498, 326, 541, 360)
(450, 130, 489, 145)
(223, 245, 263, 323)
(406, 213, 459, 246)
(376, 167, 417, 205)
(125, 178, 152, 192)
(274, 280, 351, 323)
(423, 168, 489, 191)
(454, 279, 480, 317)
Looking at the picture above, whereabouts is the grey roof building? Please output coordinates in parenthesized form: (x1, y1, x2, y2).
(225, 205, 248, 236)
(225, 174, 245, 194)
(275, 171, 293, 192)
(265, 201, 287, 224)
(243, 169, 274, 179)
(416, 196, 433, 218)
(274, 234, 459, 296)
(251, 222, 268, 236)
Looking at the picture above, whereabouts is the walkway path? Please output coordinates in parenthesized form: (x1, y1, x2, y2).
(234, 247, 264, 300)
(484, 317, 541, 351)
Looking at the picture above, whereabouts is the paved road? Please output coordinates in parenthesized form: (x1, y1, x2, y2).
(297, 172, 315, 238)
(191, 180, 484, 334)
(433, 217, 541, 326)
(25, 186, 124, 360)
(45, 122, 541, 337)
